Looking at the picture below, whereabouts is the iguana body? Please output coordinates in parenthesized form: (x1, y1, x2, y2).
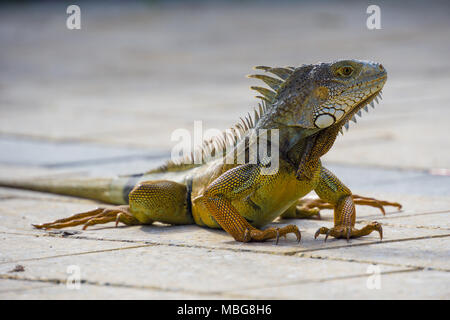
(0, 59, 401, 242)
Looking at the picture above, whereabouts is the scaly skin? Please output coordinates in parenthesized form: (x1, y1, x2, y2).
(1, 59, 402, 243)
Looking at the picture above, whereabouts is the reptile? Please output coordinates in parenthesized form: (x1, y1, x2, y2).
(0, 59, 402, 243)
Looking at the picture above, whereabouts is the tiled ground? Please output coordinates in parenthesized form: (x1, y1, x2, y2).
(0, 1, 449, 299)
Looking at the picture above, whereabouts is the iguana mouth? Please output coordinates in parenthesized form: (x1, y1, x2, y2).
(338, 87, 384, 133)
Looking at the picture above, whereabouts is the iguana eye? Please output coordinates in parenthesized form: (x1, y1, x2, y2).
(336, 66, 354, 77)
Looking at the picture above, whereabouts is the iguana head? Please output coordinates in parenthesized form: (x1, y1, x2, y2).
(250, 59, 386, 132)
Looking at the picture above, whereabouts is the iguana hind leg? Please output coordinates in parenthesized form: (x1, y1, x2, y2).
(33, 180, 193, 230)
(312, 166, 401, 241)
(200, 164, 301, 243)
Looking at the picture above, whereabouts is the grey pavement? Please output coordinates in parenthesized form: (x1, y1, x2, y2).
(0, 1, 449, 299)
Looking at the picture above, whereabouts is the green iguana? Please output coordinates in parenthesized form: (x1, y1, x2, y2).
(0, 59, 402, 243)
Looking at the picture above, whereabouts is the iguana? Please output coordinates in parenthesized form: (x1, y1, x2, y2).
(0, 59, 402, 243)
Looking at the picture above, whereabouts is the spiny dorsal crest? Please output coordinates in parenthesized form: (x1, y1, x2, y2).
(149, 65, 296, 172)
(247, 65, 295, 103)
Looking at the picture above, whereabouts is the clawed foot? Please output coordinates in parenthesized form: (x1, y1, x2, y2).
(352, 194, 402, 215)
(314, 221, 383, 242)
(295, 205, 321, 219)
(32, 206, 140, 230)
(298, 195, 401, 216)
(243, 225, 301, 244)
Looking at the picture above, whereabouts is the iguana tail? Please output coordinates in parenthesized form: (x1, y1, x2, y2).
(0, 175, 138, 205)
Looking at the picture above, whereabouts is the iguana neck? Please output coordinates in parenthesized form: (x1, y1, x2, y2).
(255, 104, 318, 170)
(257, 119, 340, 172)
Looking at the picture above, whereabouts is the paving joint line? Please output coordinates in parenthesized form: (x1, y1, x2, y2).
(0, 283, 56, 295)
(297, 252, 450, 272)
(0, 243, 156, 265)
(225, 268, 420, 294)
(0, 274, 253, 299)
(358, 209, 450, 221)
(292, 233, 450, 255)
(358, 220, 450, 231)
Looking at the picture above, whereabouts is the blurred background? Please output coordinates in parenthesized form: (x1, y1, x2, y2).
(0, 0, 449, 178)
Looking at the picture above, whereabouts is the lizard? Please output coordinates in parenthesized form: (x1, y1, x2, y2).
(0, 59, 402, 243)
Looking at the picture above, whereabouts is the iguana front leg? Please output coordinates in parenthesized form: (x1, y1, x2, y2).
(200, 164, 301, 243)
(311, 166, 401, 241)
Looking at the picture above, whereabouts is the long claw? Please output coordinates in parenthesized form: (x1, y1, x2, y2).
(115, 213, 122, 227)
(376, 223, 383, 241)
(324, 229, 331, 242)
(378, 204, 386, 216)
(314, 227, 322, 239)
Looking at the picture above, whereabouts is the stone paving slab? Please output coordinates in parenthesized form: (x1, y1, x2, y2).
(325, 164, 450, 197)
(5, 269, 448, 300)
(0, 136, 157, 167)
(359, 211, 450, 231)
(234, 269, 450, 299)
(0, 279, 226, 300)
(0, 233, 150, 265)
(0, 240, 406, 297)
(0, 279, 52, 296)
(0, 145, 167, 178)
(0, 186, 97, 203)
(353, 194, 450, 222)
(0, 195, 103, 233)
(299, 236, 450, 271)
(0, 231, 448, 299)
